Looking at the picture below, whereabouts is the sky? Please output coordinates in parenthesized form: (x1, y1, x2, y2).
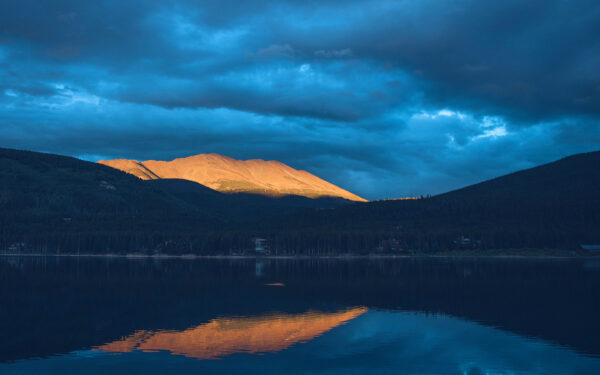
(0, 1, 599, 199)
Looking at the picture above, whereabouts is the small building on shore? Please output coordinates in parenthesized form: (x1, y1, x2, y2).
(253, 238, 269, 255)
(376, 238, 402, 252)
(7, 242, 25, 252)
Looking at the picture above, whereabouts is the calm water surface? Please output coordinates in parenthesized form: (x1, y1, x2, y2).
(1, 256, 599, 374)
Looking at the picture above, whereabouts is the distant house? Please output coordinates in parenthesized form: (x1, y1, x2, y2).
(377, 238, 402, 252)
(253, 238, 269, 255)
(453, 236, 481, 249)
(7, 242, 25, 252)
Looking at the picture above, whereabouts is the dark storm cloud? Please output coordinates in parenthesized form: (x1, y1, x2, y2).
(0, 0, 599, 199)
(267, 0, 600, 122)
(1, 0, 599, 121)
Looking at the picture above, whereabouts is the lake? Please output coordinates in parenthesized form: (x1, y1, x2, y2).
(1, 256, 599, 374)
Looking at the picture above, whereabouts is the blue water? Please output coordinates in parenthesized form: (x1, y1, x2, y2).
(1, 257, 599, 374)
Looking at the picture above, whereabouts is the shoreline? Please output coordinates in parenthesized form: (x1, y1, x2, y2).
(0, 252, 596, 259)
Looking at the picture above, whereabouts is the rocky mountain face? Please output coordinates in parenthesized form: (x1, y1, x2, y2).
(98, 154, 366, 202)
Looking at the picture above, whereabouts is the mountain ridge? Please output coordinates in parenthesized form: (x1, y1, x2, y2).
(98, 154, 366, 202)
(2, 147, 599, 254)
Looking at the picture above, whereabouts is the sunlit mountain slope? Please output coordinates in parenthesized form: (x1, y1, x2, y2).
(99, 154, 366, 202)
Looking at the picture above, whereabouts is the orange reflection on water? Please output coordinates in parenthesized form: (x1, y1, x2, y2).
(96, 307, 367, 359)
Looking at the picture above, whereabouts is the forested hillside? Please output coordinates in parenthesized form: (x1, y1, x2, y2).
(148, 179, 354, 222)
(0, 148, 219, 253)
(1, 148, 599, 255)
(0, 148, 356, 254)
(247, 151, 600, 254)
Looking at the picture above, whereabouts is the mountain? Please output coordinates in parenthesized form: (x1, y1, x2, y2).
(250, 151, 600, 253)
(2, 147, 599, 255)
(98, 154, 366, 202)
(0, 148, 356, 254)
(0, 148, 223, 252)
(0, 148, 193, 217)
(436, 150, 600, 201)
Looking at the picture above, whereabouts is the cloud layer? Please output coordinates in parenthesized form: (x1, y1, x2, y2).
(1, 0, 599, 199)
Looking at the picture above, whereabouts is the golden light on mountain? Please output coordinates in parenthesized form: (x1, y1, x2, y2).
(98, 154, 366, 201)
(96, 307, 367, 359)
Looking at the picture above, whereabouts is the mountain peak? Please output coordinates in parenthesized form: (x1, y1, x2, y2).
(98, 153, 367, 202)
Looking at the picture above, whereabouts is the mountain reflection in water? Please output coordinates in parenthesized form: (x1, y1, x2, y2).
(97, 308, 366, 359)
(0, 256, 599, 374)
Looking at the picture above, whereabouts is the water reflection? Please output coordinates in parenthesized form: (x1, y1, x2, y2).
(97, 308, 366, 359)
(0, 256, 599, 374)
(4, 309, 600, 375)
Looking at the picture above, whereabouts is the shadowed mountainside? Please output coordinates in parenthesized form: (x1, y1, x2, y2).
(0, 148, 357, 253)
(98, 154, 366, 202)
(0, 148, 221, 252)
(147, 179, 354, 222)
(251, 151, 600, 253)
